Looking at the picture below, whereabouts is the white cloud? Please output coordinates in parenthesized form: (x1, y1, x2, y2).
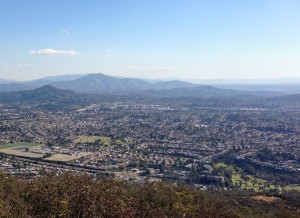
(30, 49, 81, 56)
(127, 66, 176, 72)
(61, 30, 70, 34)
(106, 49, 112, 53)
(18, 64, 31, 67)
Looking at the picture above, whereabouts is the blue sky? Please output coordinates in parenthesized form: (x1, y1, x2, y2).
(0, 0, 300, 80)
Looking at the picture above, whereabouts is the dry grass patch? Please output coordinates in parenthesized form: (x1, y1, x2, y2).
(251, 195, 280, 203)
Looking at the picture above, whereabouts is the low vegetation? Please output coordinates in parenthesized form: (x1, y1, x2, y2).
(0, 172, 299, 217)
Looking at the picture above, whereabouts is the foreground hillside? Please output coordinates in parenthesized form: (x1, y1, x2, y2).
(0, 173, 298, 218)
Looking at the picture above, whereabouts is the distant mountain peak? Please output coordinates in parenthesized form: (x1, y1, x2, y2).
(34, 85, 71, 94)
(39, 74, 85, 82)
(36, 84, 57, 90)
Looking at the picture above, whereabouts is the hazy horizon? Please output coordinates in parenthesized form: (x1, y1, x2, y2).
(1, 0, 300, 80)
(4, 72, 300, 85)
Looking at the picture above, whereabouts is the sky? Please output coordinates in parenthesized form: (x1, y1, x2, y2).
(0, 0, 300, 81)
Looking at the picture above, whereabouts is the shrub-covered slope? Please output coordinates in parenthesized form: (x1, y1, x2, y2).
(0, 172, 298, 217)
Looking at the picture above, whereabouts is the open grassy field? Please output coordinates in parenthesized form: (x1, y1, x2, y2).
(215, 162, 281, 192)
(0, 148, 43, 158)
(215, 162, 300, 192)
(284, 184, 300, 191)
(0, 142, 43, 158)
(0, 142, 40, 150)
(79, 136, 111, 144)
(215, 162, 234, 171)
(215, 162, 227, 168)
(78, 136, 130, 147)
(45, 153, 89, 162)
(0, 141, 89, 162)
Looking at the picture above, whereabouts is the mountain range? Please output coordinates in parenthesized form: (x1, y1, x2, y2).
(0, 73, 176, 93)
(0, 84, 299, 110)
(0, 73, 295, 98)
